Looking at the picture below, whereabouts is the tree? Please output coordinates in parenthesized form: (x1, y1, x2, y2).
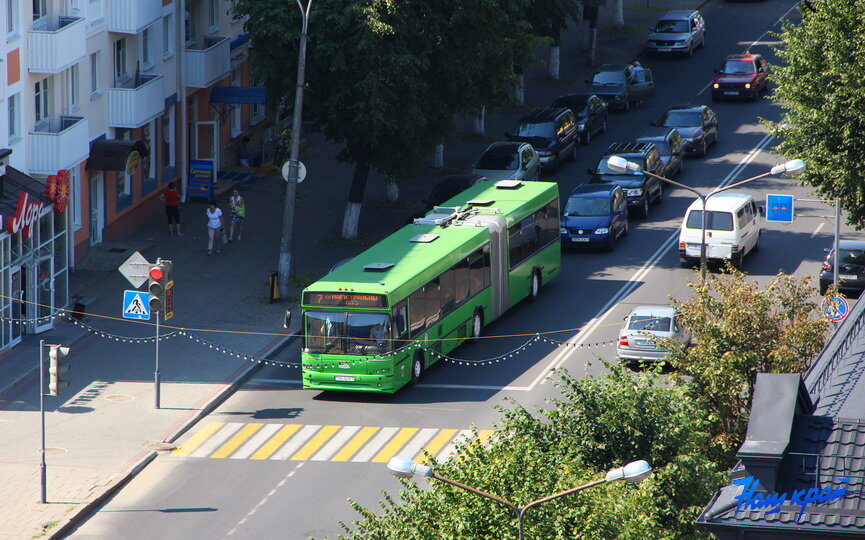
(235, 0, 538, 239)
(612, 0, 625, 29)
(769, 0, 865, 227)
(339, 365, 724, 539)
(664, 266, 829, 459)
(526, 0, 583, 80)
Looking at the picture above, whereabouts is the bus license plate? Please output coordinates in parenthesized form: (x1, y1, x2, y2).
(839, 274, 858, 281)
(334, 375, 355, 382)
(724, 91, 738, 96)
(572, 237, 589, 242)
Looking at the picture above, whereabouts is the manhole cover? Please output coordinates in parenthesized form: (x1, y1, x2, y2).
(39, 447, 66, 455)
(147, 442, 177, 452)
(105, 395, 133, 402)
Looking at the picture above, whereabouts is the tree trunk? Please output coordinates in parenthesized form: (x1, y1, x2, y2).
(472, 107, 486, 136)
(549, 46, 560, 81)
(613, 0, 625, 30)
(341, 153, 370, 239)
(587, 6, 599, 66)
(514, 66, 525, 105)
(385, 177, 399, 202)
(432, 143, 444, 168)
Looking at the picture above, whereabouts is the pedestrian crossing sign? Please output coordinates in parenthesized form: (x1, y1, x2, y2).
(122, 290, 150, 320)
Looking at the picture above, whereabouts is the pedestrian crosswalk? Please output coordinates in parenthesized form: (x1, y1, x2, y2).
(173, 422, 494, 463)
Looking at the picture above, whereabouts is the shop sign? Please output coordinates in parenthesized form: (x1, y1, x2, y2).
(45, 170, 70, 213)
(5, 192, 44, 239)
(732, 476, 849, 521)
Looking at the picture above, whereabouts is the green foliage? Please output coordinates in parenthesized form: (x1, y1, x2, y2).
(337, 365, 724, 539)
(664, 265, 829, 458)
(769, 1, 865, 227)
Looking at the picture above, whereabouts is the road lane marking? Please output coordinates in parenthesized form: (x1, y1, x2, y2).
(371, 427, 420, 463)
(331, 426, 379, 462)
(310, 425, 362, 461)
(351, 427, 400, 462)
(811, 222, 825, 238)
(224, 463, 303, 539)
(172, 421, 224, 457)
(290, 425, 340, 460)
(211, 423, 263, 459)
(250, 424, 301, 460)
(271, 425, 322, 460)
(190, 423, 243, 458)
(414, 428, 459, 462)
(231, 423, 283, 459)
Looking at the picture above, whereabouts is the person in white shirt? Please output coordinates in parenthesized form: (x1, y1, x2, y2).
(205, 200, 227, 255)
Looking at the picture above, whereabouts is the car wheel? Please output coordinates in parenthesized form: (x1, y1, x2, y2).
(733, 250, 745, 270)
(686, 44, 693, 58)
(410, 353, 423, 386)
(622, 219, 630, 237)
(583, 129, 591, 146)
(752, 231, 761, 252)
(601, 118, 608, 134)
(699, 34, 706, 49)
(640, 198, 650, 219)
(654, 182, 663, 204)
(529, 270, 541, 301)
(607, 230, 618, 251)
(819, 281, 830, 296)
(623, 99, 630, 113)
(699, 140, 708, 157)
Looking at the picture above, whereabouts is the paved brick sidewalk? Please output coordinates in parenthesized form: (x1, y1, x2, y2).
(0, 1, 701, 538)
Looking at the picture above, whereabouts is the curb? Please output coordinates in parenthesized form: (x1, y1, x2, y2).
(50, 331, 301, 539)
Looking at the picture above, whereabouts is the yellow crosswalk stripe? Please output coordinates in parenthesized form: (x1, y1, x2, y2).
(290, 425, 340, 460)
(414, 428, 458, 463)
(172, 422, 224, 457)
(250, 424, 301, 460)
(211, 423, 263, 459)
(476, 430, 493, 446)
(331, 426, 379, 462)
(371, 427, 419, 463)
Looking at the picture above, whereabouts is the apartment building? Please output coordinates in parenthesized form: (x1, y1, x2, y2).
(0, 0, 263, 351)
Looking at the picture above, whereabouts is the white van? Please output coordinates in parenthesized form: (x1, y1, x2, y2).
(678, 193, 761, 268)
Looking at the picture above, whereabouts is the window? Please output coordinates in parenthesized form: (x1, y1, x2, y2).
(88, 0, 103, 23)
(114, 38, 127, 80)
(64, 64, 79, 112)
(409, 287, 425, 336)
(208, 0, 218, 30)
(142, 27, 151, 67)
(32, 0, 45, 21)
(251, 102, 264, 125)
(509, 199, 559, 268)
(469, 247, 490, 297)
(423, 279, 441, 330)
(89, 52, 100, 97)
(439, 269, 455, 315)
(162, 14, 173, 58)
(7, 0, 18, 38)
(69, 0, 80, 13)
(8, 93, 19, 139)
(34, 77, 50, 124)
(392, 302, 408, 347)
(454, 257, 470, 305)
(184, 2, 196, 46)
(685, 210, 734, 231)
(70, 167, 82, 229)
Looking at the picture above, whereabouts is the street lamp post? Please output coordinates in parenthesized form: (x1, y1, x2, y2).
(277, 0, 314, 298)
(606, 156, 805, 280)
(387, 456, 652, 539)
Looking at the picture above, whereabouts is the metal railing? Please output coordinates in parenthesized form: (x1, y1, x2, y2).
(805, 296, 865, 407)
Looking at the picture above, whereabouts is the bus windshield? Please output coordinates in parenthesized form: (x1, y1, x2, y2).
(305, 311, 392, 355)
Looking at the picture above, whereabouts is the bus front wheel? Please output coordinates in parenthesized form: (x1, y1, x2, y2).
(529, 271, 541, 302)
(410, 354, 424, 386)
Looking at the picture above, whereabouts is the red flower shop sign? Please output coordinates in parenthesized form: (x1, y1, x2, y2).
(5, 192, 44, 238)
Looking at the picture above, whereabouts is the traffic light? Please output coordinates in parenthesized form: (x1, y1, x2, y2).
(148, 259, 172, 312)
(48, 345, 71, 396)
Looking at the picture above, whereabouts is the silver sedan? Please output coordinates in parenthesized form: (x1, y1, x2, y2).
(616, 306, 690, 363)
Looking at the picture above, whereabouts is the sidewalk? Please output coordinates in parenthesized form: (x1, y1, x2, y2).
(0, 1, 700, 538)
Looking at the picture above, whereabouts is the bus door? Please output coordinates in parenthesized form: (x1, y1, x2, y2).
(466, 214, 508, 319)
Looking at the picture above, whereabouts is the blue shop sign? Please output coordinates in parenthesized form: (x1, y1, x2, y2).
(732, 476, 849, 521)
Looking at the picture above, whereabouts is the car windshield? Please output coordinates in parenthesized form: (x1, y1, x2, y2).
(720, 60, 756, 74)
(598, 157, 644, 175)
(685, 210, 734, 231)
(513, 122, 555, 138)
(305, 311, 392, 355)
(629, 315, 672, 332)
(640, 140, 670, 154)
(839, 249, 865, 266)
(654, 20, 689, 33)
(592, 71, 626, 86)
(476, 149, 519, 170)
(660, 110, 702, 127)
(564, 197, 610, 217)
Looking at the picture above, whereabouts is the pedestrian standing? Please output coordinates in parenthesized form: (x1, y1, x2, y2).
(205, 200, 226, 255)
(228, 189, 246, 242)
(161, 181, 182, 236)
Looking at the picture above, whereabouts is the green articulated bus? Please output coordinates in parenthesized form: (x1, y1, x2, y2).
(300, 180, 561, 393)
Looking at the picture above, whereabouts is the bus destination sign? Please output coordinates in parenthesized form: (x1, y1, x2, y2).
(305, 292, 387, 308)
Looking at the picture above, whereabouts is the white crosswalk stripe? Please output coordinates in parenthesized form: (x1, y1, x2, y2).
(394, 428, 438, 461)
(190, 423, 243, 458)
(311, 426, 362, 461)
(350, 427, 400, 462)
(230, 423, 283, 459)
(271, 425, 322, 460)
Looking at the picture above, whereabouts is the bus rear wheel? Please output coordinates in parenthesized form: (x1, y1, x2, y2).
(529, 271, 541, 302)
(410, 353, 424, 386)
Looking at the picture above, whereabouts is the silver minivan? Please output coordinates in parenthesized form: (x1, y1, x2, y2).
(645, 10, 706, 58)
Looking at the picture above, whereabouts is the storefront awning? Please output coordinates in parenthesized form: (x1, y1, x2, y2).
(86, 140, 149, 171)
(210, 86, 267, 105)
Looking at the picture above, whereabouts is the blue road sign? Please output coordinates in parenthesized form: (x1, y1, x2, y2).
(122, 290, 150, 320)
(821, 295, 849, 323)
(766, 194, 795, 223)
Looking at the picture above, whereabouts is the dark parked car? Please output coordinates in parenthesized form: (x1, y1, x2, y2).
(711, 52, 770, 100)
(585, 63, 655, 112)
(506, 108, 579, 172)
(551, 93, 609, 145)
(653, 104, 718, 157)
(588, 142, 665, 218)
(819, 240, 865, 296)
(635, 126, 684, 178)
(561, 183, 629, 250)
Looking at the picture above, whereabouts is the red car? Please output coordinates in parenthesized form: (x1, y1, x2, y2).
(711, 52, 769, 101)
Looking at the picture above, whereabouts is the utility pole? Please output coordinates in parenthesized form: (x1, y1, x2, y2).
(278, 0, 313, 298)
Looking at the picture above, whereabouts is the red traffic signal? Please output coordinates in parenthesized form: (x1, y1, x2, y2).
(149, 267, 164, 280)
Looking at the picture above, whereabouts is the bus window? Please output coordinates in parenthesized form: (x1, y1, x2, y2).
(306, 312, 345, 354)
(440, 269, 456, 315)
(454, 257, 470, 306)
(409, 287, 426, 336)
(346, 312, 391, 355)
(469, 250, 486, 296)
(393, 302, 408, 347)
(425, 279, 441, 328)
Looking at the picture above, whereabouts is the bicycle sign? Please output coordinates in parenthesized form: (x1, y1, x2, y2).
(821, 295, 849, 323)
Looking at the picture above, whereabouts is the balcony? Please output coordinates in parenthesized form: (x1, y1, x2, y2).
(108, 0, 162, 34)
(185, 36, 231, 88)
(28, 16, 86, 74)
(29, 116, 89, 175)
(108, 74, 165, 128)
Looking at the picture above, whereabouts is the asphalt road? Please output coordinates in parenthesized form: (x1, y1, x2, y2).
(66, 1, 845, 538)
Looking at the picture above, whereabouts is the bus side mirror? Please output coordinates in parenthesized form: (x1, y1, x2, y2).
(284, 311, 292, 329)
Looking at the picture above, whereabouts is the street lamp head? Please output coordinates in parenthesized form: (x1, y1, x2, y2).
(605, 460, 653, 484)
(770, 159, 806, 176)
(387, 456, 434, 479)
(606, 155, 640, 173)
